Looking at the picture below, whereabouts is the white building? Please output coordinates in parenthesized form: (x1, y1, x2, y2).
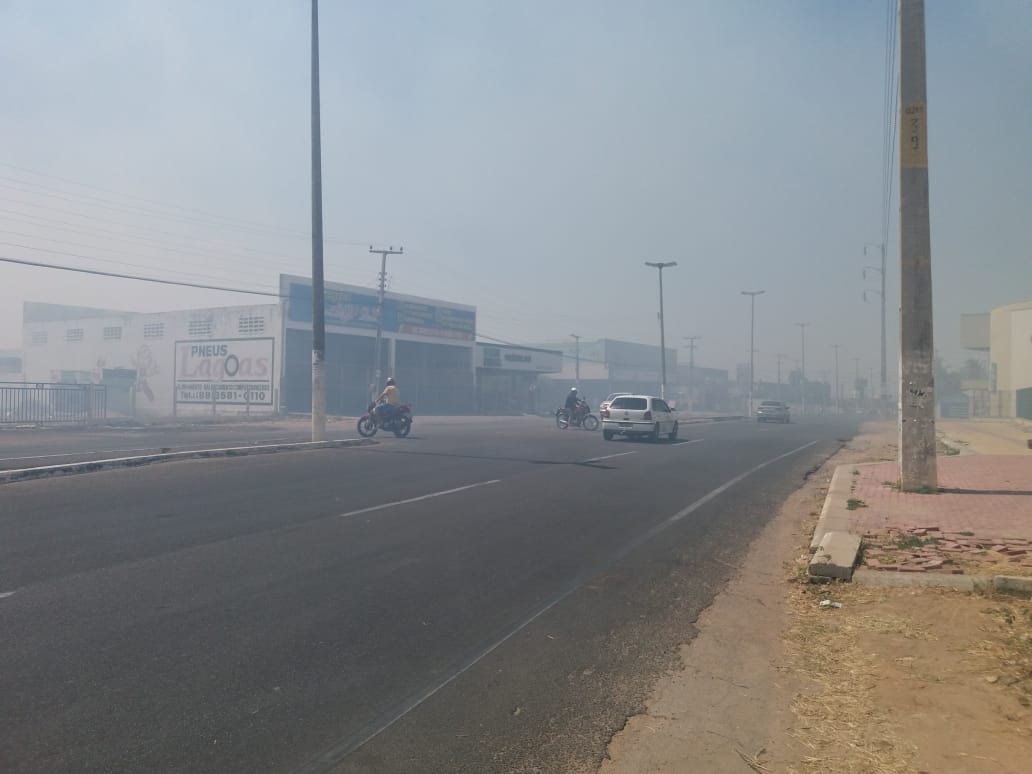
(21, 301, 280, 419)
(961, 298, 1032, 419)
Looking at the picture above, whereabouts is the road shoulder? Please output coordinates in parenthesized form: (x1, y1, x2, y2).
(598, 430, 846, 772)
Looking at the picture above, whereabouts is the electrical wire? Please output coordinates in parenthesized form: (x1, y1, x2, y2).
(1, 254, 283, 297)
(0, 161, 371, 246)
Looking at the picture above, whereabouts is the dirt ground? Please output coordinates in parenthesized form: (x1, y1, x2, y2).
(599, 422, 1032, 773)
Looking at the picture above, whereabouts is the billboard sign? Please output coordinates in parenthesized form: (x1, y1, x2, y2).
(285, 280, 475, 341)
(174, 338, 275, 405)
(476, 345, 562, 373)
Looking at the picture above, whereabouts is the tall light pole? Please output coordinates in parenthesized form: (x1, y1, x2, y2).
(864, 242, 888, 413)
(832, 344, 841, 413)
(310, 0, 326, 442)
(570, 333, 582, 388)
(683, 336, 700, 414)
(776, 353, 786, 403)
(369, 245, 404, 398)
(795, 322, 810, 415)
(741, 291, 765, 416)
(645, 261, 676, 400)
(853, 356, 862, 408)
(899, 0, 937, 490)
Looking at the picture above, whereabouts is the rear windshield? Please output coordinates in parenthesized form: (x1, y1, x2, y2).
(761, 402, 784, 407)
(610, 397, 648, 410)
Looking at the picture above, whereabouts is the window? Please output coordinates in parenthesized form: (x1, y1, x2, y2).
(143, 322, 165, 339)
(652, 399, 671, 412)
(188, 319, 212, 336)
(103, 326, 122, 341)
(66, 328, 84, 343)
(610, 397, 648, 410)
(238, 315, 266, 334)
(30, 330, 47, 345)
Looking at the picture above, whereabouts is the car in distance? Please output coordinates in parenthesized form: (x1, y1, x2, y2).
(601, 395, 678, 441)
(599, 392, 631, 413)
(756, 400, 790, 423)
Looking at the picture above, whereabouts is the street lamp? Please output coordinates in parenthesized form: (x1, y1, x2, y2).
(683, 336, 700, 415)
(832, 344, 841, 413)
(645, 261, 676, 400)
(741, 290, 764, 416)
(570, 333, 581, 388)
(795, 322, 810, 415)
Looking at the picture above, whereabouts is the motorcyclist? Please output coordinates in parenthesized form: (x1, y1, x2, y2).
(564, 387, 587, 422)
(376, 377, 401, 423)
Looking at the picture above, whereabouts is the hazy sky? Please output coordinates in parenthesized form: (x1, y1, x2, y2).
(2, 0, 1029, 382)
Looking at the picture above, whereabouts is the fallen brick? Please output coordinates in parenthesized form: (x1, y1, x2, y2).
(900, 566, 927, 573)
(950, 569, 965, 575)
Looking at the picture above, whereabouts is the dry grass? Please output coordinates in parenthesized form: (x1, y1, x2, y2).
(781, 422, 1032, 773)
(783, 579, 919, 774)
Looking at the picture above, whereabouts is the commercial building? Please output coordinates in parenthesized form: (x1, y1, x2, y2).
(961, 299, 1032, 419)
(535, 338, 678, 410)
(474, 343, 563, 414)
(19, 276, 570, 418)
(279, 274, 476, 415)
(0, 349, 23, 382)
(21, 301, 280, 418)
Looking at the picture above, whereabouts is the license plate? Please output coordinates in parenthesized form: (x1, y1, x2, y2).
(619, 422, 633, 427)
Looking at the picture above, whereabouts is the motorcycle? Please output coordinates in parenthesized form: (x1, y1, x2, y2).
(357, 402, 413, 438)
(555, 403, 599, 431)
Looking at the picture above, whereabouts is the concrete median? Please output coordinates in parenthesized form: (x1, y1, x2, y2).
(0, 438, 376, 485)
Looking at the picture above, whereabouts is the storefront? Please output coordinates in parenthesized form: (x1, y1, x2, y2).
(280, 275, 477, 415)
(475, 344, 563, 414)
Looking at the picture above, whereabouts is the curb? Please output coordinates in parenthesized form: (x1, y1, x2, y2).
(810, 464, 857, 549)
(854, 569, 1032, 596)
(0, 438, 376, 485)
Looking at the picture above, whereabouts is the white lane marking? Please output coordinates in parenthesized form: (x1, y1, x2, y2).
(0, 591, 15, 599)
(580, 451, 637, 463)
(301, 439, 820, 770)
(337, 480, 501, 519)
(678, 438, 705, 446)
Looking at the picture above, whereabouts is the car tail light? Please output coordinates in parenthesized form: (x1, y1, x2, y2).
(643, 410, 652, 420)
(601, 408, 610, 418)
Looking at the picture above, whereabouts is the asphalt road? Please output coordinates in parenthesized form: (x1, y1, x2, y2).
(0, 415, 858, 773)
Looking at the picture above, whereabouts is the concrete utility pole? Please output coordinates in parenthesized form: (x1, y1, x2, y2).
(683, 336, 700, 414)
(309, 0, 327, 442)
(832, 344, 841, 413)
(899, 0, 937, 490)
(741, 291, 764, 416)
(645, 261, 676, 400)
(570, 334, 581, 388)
(864, 242, 888, 413)
(369, 246, 404, 398)
(795, 322, 810, 415)
(776, 353, 786, 403)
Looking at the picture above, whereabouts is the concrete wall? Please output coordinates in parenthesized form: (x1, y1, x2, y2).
(22, 304, 281, 418)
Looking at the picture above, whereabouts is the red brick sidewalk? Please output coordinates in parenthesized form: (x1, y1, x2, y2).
(848, 456, 1032, 538)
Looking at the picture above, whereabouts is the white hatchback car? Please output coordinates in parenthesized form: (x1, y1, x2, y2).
(600, 395, 678, 442)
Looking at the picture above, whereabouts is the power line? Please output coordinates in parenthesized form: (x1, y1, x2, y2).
(0, 228, 298, 283)
(0, 161, 371, 246)
(1, 254, 283, 297)
(0, 241, 281, 290)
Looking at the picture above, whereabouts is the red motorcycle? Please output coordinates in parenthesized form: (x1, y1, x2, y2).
(555, 403, 599, 431)
(357, 402, 413, 438)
